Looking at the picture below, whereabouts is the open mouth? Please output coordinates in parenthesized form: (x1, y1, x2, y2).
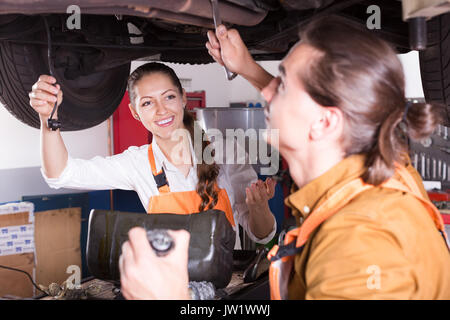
(155, 116, 174, 127)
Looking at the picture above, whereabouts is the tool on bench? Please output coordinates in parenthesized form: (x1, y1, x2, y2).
(210, 0, 237, 81)
(43, 17, 61, 131)
(243, 246, 270, 283)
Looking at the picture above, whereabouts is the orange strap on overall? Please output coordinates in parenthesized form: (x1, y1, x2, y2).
(148, 144, 171, 193)
(267, 164, 449, 300)
(146, 144, 236, 227)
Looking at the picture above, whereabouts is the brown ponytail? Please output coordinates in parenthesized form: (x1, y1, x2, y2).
(363, 101, 443, 184)
(128, 62, 220, 211)
(298, 16, 444, 185)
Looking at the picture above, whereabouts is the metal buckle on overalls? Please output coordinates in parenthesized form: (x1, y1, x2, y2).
(277, 226, 298, 246)
(269, 241, 304, 262)
(278, 229, 287, 245)
(153, 167, 169, 189)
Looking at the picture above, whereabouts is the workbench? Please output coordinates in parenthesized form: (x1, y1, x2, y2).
(35, 271, 270, 300)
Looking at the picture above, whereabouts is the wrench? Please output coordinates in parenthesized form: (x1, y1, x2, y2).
(432, 158, 437, 180)
(43, 17, 61, 131)
(420, 153, 426, 178)
(210, 0, 237, 81)
(442, 162, 447, 181)
(412, 152, 418, 170)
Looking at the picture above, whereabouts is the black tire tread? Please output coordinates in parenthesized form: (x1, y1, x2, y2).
(419, 13, 450, 126)
(0, 40, 130, 131)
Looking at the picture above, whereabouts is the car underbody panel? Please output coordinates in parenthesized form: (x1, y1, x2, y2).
(0, 0, 412, 66)
(0, 0, 269, 28)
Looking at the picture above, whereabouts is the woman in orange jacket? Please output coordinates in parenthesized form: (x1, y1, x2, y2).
(119, 15, 450, 300)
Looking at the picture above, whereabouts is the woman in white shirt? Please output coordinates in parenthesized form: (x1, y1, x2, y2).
(29, 62, 277, 248)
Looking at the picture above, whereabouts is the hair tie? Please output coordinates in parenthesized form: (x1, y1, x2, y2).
(402, 101, 413, 122)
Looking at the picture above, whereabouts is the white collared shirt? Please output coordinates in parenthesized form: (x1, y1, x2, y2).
(41, 140, 276, 248)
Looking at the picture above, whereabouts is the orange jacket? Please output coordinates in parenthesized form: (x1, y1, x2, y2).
(285, 154, 450, 299)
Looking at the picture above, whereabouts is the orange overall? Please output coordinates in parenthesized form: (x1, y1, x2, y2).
(146, 144, 235, 227)
(267, 164, 449, 300)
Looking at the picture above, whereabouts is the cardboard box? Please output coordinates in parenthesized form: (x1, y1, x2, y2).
(0, 202, 35, 298)
(34, 207, 81, 287)
(0, 203, 82, 298)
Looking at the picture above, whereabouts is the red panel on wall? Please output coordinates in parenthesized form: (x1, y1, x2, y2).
(113, 91, 152, 155)
(186, 91, 206, 110)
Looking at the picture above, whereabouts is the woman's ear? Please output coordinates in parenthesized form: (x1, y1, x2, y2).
(128, 103, 140, 121)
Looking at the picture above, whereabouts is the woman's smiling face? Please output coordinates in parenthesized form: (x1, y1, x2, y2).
(130, 72, 187, 140)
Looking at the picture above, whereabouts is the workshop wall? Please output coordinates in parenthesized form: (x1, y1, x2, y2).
(0, 108, 109, 203)
(0, 109, 109, 170)
(131, 60, 281, 108)
(151, 51, 423, 108)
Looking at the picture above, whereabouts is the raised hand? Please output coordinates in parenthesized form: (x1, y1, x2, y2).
(29, 75, 63, 120)
(245, 177, 276, 206)
(206, 25, 254, 75)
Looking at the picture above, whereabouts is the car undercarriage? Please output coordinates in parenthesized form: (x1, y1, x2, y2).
(0, 0, 449, 129)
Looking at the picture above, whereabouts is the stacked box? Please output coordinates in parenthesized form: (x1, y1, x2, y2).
(0, 202, 36, 298)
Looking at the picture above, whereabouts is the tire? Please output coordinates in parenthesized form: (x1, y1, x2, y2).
(419, 12, 450, 126)
(0, 40, 130, 131)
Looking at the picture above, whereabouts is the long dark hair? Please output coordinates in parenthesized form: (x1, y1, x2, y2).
(128, 62, 220, 211)
(298, 16, 443, 185)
